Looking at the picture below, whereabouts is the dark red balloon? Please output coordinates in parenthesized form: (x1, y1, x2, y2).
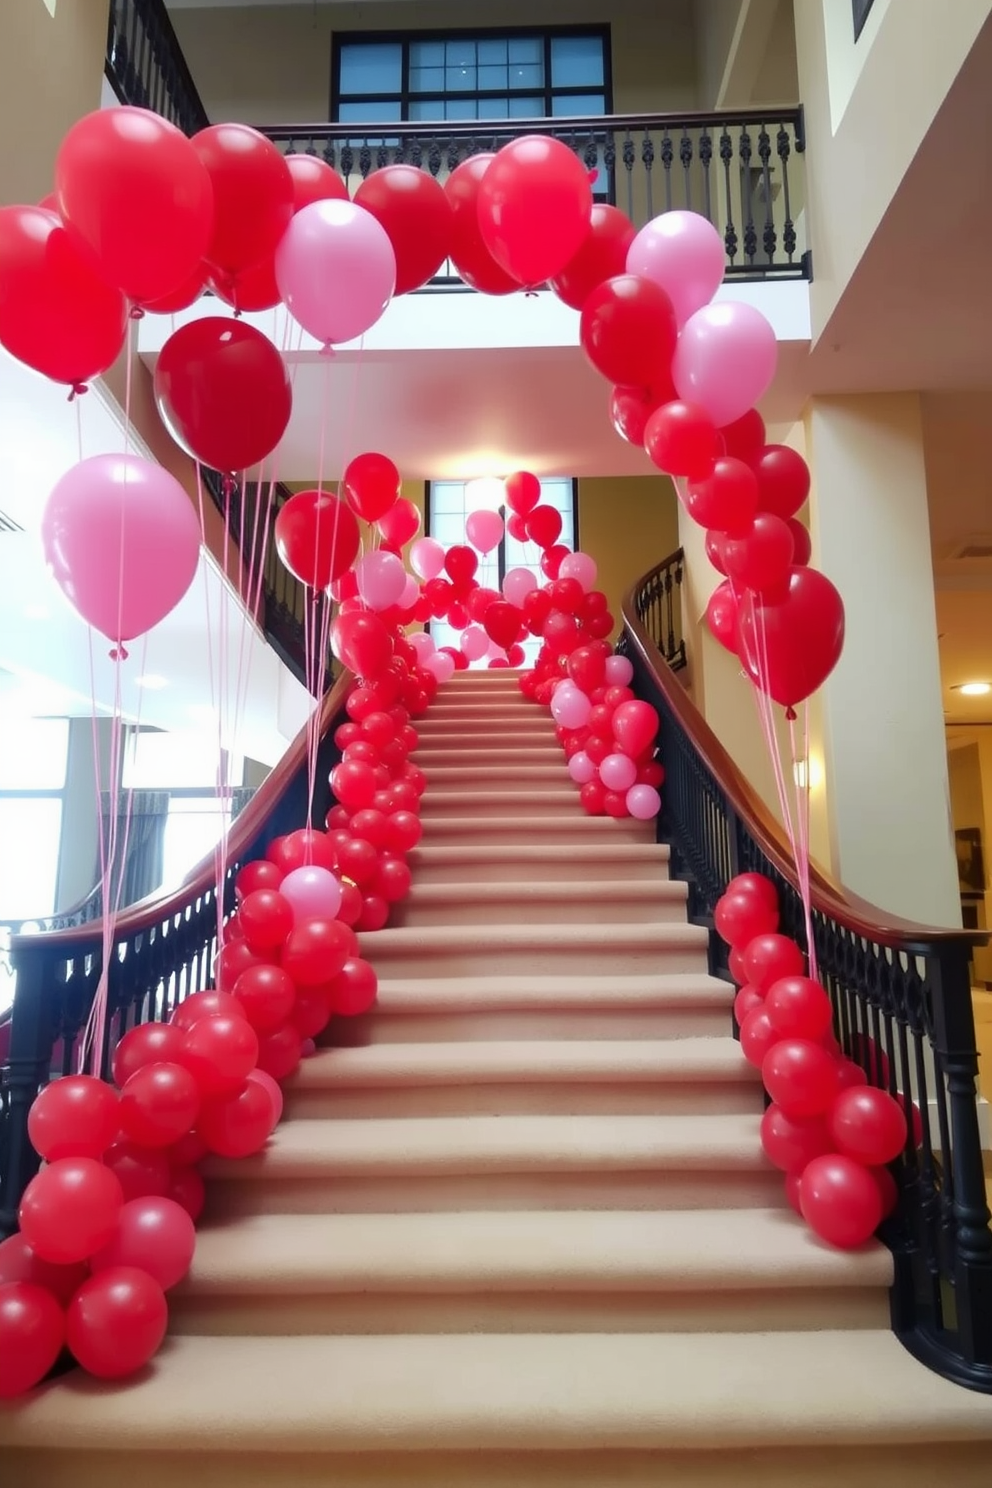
(342, 452, 401, 523)
(192, 123, 294, 282)
(154, 317, 292, 474)
(355, 165, 453, 295)
(550, 203, 635, 311)
(580, 275, 678, 389)
(275, 490, 361, 590)
(503, 470, 541, 516)
(525, 506, 563, 550)
(737, 567, 846, 709)
(788, 518, 813, 566)
(720, 409, 766, 462)
(609, 383, 671, 447)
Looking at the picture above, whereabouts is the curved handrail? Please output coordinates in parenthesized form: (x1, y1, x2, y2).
(622, 560, 982, 951)
(9, 671, 352, 954)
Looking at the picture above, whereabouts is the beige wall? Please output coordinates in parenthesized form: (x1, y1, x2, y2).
(0, 0, 108, 206)
(578, 474, 680, 640)
(947, 740, 992, 982)
(694, 0, 797, 110)
(170, 0, 701, 125)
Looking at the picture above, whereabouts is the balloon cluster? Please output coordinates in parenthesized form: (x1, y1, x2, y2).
(717, 872, 919, 1248)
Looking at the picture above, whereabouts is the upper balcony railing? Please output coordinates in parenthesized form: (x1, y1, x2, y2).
(106, 0, 209, 136)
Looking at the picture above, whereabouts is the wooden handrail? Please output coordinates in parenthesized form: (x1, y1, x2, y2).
(259, 106, 805, 138)
(622, 563, 983, 952)
(9, 671, 352, 953)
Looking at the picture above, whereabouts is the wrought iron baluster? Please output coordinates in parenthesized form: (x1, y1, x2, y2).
(758, 125, 777, 265)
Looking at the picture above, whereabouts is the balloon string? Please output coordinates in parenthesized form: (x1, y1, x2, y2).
(789, 702, 818, 979)
(195, 464, 225, 953)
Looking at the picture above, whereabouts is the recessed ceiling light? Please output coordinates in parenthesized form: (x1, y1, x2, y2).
(135, 674, 168, 690)
(958, 682, 991, 696)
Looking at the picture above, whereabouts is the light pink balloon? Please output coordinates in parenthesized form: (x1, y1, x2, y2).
(355, 550, 407, 611)
(502, 566, 538, 606)
(605, 654, 634, 686)
(41, 454, 201, 645)
(626, 783, 661, 820)
(551, 683, 592, 730)
(410, 537, 445, 581)
(627, 211, 726, 328)
(280, 865, 343, 921)
(466, 508, 505, 555)
(600, 752, 638, 792)
(568, 751, 596, 785)
(672, 302, 778, 428)
(248, 1068, 284, 1127)
(426, 651, 455, 683)
(409, 630, 436, 659)
(400, 573, 420, 609)
(460, 624, 489, 661)
(558, 551, 597, 591)
(274, 198, 396, 347)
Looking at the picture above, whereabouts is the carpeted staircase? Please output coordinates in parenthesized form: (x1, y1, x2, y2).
(6, 669, 992, 1486)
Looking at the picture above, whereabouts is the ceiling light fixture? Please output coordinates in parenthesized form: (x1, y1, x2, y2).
(465, 476, 506, 513)
(957, 682, 991, 697)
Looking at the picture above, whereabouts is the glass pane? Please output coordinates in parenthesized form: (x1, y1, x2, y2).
(408, 99, 445, 122)
(508, 37, 543, 65)
(431, 483, 468, 513)
(410, 66, 445, 92)
(446, 64, 477, 92)
(160, 797, 233, 894)
(478, 97, 509, 119)
(478, 64, 508, 91)
(551, 92, 606, 117)
(508, 95, 543, 118)
(410, 41, 445, 68)
(445, 97, 479, 119)
(445, 40, 477, 67)
(550, 35, 605, 87)
(123, 730, 241, 791)
(431, 512, 467, 546)
(478, 39, 508, 65)
(339, 42, 403, 96)
(0, 798, 62, 919)
(509, 63, 543, 89)
(0, 718, 69, 790)
(337, 100, 402, 123)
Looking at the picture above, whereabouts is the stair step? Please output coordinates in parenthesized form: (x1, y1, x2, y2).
(171, 1208, 891, 1337)
(420, 764, 569, 786)
(415, 718, 557, 737)
(419, 788, 583, 819)
(419, 814, 654, 845)
(201, 1113, 784, 1215)
(421, 701, 539, 719)
(346, 972, 734, 1043)
(414, 746, 563, 769)
(284, 1037, 759, 1118)
(9, 1331, 992, 1473)
(408, 842, 671, 884)
(394, 879, 686, 927)
(358, 921, 708, 977)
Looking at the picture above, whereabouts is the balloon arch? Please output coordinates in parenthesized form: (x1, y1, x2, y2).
(0, 109, 887, 1401)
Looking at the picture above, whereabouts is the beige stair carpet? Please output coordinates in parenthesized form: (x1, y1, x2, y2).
(4, 667, 992, 1487)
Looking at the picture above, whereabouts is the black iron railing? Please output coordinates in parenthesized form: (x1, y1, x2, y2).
(261, 110, 809, 283)
(0, 678, 348, 1239)
(106, 0, 209, 136)
(629, 547, 687, 672)
(623, 554, 992, 1393)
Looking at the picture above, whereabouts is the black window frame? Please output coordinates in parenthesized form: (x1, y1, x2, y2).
(852, 0, 877, 41)
(331, 25, 613, 123)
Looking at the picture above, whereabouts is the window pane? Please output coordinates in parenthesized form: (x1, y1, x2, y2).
(479, 97, 510, 119)
(508, 95, 543, 117)
(410, 41, 445, 68)
(551, 92, 606, 117)
(551, 35, 605, 87)
(446, 64, 477, 92)
(410, 65, 445, 92)
(478, 39, 508, 65)
(160, 797, 233, 894)
(408, 98, 445, 121)
(123, 730, 243, 791)
(337, 100, 402, 123)
(478, 64, 508, 91)
(339, 42, 402, 96)
(508, 37, 543, 66)
(431, 483, 468, 513)
(445, 40, 477, 67)
(508, 63, 543, 89)
(445, 97, 479, 119)
(0, 798, 62, 919)
(0, 718, 69, 791)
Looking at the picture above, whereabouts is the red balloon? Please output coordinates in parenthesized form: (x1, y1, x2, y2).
(371, 855, 412, 904)
(172, 989, 247, 1029)
(706, 581, 739, 653)
(154, 316, 292, 474)
(91, 1196, 196, 1291)
(102, 1141, 171, 1203)
(282, 828, 338, 873)
(286, 152, 348, 212)
(580, 779, 607, 815)
(119, 1062, 202, 1149)
(357, 893, 390, 931)
(580, 275, 677, 389)
(720, 409, 766, 462)
(759, 1105, 832, 1173)
(485, 600, 525, 650)
(355, 165, 453, 295)
(378, 497, 421, 548)
(275, 490, 361, 590)
(705, 529, 729, 576)
(444, 545, 479, 586)
(728, 946, 749, 984)
(721, 514, 795, 598)
(27, 1075, 119, 1162)
(550, 203, 635, 311)
(541, 545, 571, 581)
(328, 957, 378, 1016)
(0, 206, 127, 388)
(342, 452, 401, 523)
(66, 1266, 168, 1378)
(743, 933, 804, 991)
(733, 985, 764, 1024)
(728, 872, 778, 910)
(762, 1038, 840, 1119)
(737, 567, 845, 709)
(206, 253, 282, 314)
(239, 889, 295, 952)
(739, 1006, 779, 1068)
(337, 836, 380, 886)
(752, 444, 811, 520)
(765, 976, 834, 1042)
(233, 964, 297, 1033)
(612, 700, 659, 758)
(685, 458, 759, 535)
(112, 1023, 186, 1088)
(181, 1017, 259, 1098)
(292, 986, 334, 1040)
(167, 1165, 206, 1223)
(503, 470, 541, 516)
(198, 1076, 277, 1157)
(192, 123, 294, 281)
(256, 1021, 304, 1081)
(282, 917, 353, 986)
(827, 1086, 909, 1166)
(788, 518, 813, 566)
(799, 1154, 883, 1249)
(383, 810, 422, 855)
(443, 154, 518, 295)
(0, 1282, 65, 1399)
(19, 1158, 124, 1265)
(478, 135, 593, 286)
(609, 384, 667, 447)
(236, 858, 284, 899)
(526, 506, 563, 550)
(56, 106, 213, 305)
(0, 1234, 88, 1306)
(871, 1165, 899, 1219)
(143, 265, 207, 316)
(645, 400, 719, 480)
(351, 807, 390, 850)
(331, 758, 379, 810)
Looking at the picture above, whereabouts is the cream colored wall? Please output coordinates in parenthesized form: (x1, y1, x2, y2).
(0, 0, 107, 205)
(578, 475, 681, 641)
(947, 740, 992, 983)
(170, 0, 701, 125)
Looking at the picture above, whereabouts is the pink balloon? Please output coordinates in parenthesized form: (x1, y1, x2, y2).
(355, 550, 407, 611)
(280, 865, 342, 921)
(247, 1068, 284, 1126)
(409, 631, 435, 659)
(626, 783, 661, 820)
(568, 751, 596, 784)
(465, 508, 505, 555)
(502, 566, 538, 607)
(605, 654, 634, 686)
(410, 537, 445, 581)
(558, 551, 597, 591)
(600, 752, 638, 792)
(550, 683, 591, 730)
(627, 211, 725, 328)
(41, 454, 201, 645)
(426, 651, 455, 682)
(274, 199, 396, 347)
(460, 624, 490, 661)
(672, 302, 778, 429)
(399, 573, 420, 609)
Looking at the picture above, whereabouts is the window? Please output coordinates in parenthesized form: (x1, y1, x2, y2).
(333, 28, 611, 123)
(426, 477, 578, 668)
(0, 718, 69, 923)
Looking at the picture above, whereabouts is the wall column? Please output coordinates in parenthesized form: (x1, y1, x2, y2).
(806, 393, 960, 926)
